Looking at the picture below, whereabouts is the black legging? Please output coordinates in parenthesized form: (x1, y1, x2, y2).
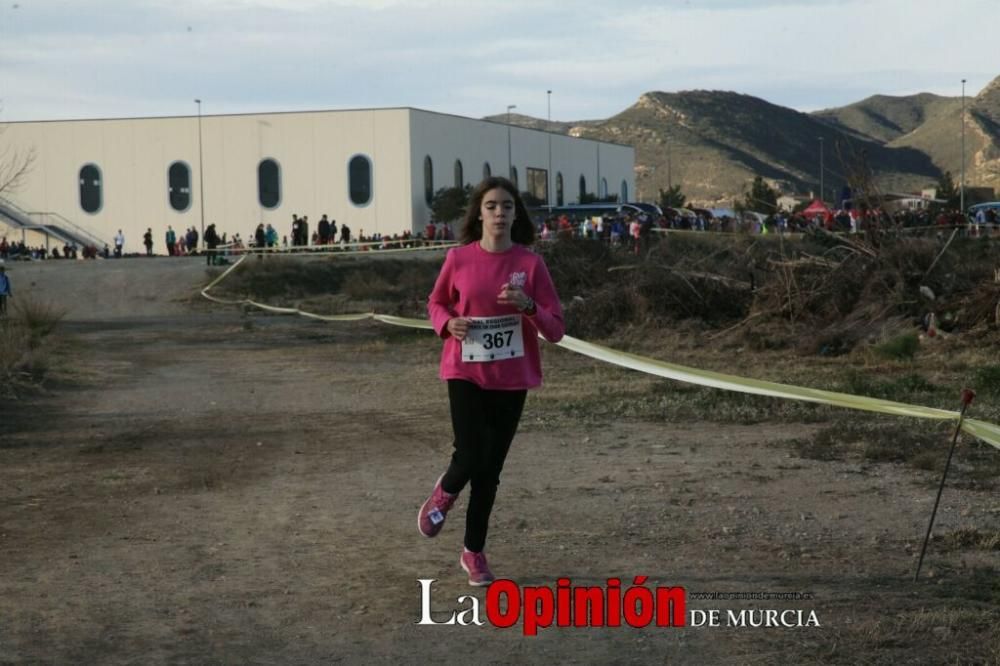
(440, 379, 527, 553)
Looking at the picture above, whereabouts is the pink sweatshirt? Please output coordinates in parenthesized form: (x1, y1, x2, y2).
(428, 242, 565, 390)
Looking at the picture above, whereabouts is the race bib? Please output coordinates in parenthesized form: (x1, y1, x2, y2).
(461, 315, 524, 362)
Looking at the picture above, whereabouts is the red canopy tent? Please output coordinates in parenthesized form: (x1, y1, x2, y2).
(801, 199, 833, 223)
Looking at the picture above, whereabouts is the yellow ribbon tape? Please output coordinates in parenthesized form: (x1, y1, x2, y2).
(210, 239, 459, 256)
(202, 255, 1000, 450)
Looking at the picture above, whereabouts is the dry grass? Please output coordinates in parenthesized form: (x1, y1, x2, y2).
(934, 528, 1000, 552)
(217, 239, 1000, 455)
(216, 235, 1000, 348)
(789, 416, 1000, 488)
(215, 255, 440, 318)
(0, 297, 66, 396)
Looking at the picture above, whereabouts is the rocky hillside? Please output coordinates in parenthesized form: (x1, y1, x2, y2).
(888, 76, 1000, 193)
(481, 112, 595, 136)
(813, 93, 961, 144)
(492, 76, 1000, 205)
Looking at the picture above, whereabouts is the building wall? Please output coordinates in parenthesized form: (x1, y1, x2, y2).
(1, 108, 633, 253)
(0, 109, 413, 252)
(553, 134, 634, 205)
(407, 110, 635, 228)
(197, 109, 412, 244)
(408, 110, 510, 229)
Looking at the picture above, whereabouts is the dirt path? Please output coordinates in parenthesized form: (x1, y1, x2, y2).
(1, 258, 997, 664)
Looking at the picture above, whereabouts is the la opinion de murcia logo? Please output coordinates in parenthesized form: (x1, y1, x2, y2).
(416, 578, 821, 634)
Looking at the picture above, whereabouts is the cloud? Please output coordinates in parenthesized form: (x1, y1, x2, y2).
(0, 0, 996, 122)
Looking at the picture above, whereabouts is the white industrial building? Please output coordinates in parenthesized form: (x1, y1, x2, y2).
(0, 107, 635, 252)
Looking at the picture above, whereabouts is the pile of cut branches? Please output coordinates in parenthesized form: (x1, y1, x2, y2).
(542, 233, 999, 353)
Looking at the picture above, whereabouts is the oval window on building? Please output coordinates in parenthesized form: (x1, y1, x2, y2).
(424, 155, 434, 206)
(556, 172, 564, 206)
(79, 163, 103, 214)
(511, 166, 518, 189)
(483, 162, 491, 179)
(348, 154, 373, 206)
(621, 180, 628, 203)
(258, 158, 281, 209)
(168, 161, 191, 212)
(454, 159, 463, 188)
(578, 174, 586, 202)
(600, 178, 608, 199)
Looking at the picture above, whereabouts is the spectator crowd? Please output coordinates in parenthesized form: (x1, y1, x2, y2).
(532, 203, 998, 256)
(2, 203, 995, 264)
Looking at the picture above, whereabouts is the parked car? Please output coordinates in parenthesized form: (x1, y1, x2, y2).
(967, 201, 1000, 221)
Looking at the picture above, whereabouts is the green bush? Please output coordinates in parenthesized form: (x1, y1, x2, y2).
(873, 332, 919, 361)
(841, 370, 941, 403)
(972, 365, 1000, 396)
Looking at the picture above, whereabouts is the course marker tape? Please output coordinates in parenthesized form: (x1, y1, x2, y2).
(211, 239, 459, 257)
(202, 254, 1000, 450)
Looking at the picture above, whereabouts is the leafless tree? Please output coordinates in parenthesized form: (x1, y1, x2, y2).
(0, 120, 36, 197)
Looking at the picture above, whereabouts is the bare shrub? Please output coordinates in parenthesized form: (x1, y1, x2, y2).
(13, 298, 66, 346)
(0, 319, 30, 378)
(219, 235, 1000, 348)
(0, 297, 64, 395)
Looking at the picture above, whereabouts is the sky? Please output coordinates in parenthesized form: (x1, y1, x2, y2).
(0, 0, 996, 123)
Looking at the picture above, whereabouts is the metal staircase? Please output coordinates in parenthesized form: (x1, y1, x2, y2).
(0, 197, 106, 250)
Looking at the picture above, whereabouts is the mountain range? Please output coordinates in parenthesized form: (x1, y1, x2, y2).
(488, 75, 1000, 206)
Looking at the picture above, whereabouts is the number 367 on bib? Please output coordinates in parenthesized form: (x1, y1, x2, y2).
(461, 315, 525, 362)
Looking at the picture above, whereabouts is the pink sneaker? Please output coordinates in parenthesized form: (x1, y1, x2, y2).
(418, 474, 458, 538)
(460, 549, 495, 587)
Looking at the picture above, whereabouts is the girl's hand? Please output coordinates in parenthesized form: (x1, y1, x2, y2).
(498, 283, 531, 311)
(447, 317, 471, 341)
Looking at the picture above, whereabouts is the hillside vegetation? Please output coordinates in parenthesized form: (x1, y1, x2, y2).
(219, 234, 1000, 356)
(495, 75, 1000, 205)
(814, 93, 962, 144)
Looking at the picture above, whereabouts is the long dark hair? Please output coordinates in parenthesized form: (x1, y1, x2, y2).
(459, 177, 536, 245)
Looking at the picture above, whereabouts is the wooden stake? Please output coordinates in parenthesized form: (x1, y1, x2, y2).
(914, 388, 976, 581)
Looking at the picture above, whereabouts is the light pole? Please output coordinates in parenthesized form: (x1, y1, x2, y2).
(506, 104, 516, 182)
(818, 136, 825, 203)
(195, 99, 205, 248)
(0, 4, 20, 109)
(667, 140, 672, 190)
(960, 79, 966, 217)
(547, 90, 552, 207)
